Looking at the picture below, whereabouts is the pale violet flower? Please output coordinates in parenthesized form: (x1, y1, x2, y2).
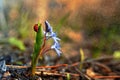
(45, 21, 53, 33)
(47, 32, 60, 43)
(45, 20, 60, 43)
(45, 20, 62, 56)
(51, 42, 62, 56)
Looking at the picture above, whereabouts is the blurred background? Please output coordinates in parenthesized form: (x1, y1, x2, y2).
(0, 0, 120, 65)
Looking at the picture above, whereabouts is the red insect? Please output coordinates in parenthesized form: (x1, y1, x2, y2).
(34, 24, 39, 32)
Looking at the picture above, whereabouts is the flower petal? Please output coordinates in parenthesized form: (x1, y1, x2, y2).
(51, 42, 61, 49)
(45, 20, 62, 56)
(54, 48, 62, 56)
(45, 21, 53, 32)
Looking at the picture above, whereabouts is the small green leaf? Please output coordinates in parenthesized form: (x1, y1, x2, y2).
(33, 23, 44, 57)
(79, 48, 85, 70)
(66, 73, 70, 80)
(113, 51, 120, 59)
(8, 37, 25, 51)
(31, 23, 44, 76)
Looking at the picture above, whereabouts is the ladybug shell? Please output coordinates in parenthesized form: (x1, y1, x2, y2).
(34, 24, 39, 32)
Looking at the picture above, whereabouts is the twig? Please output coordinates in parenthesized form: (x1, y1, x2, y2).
(6, 65, 28, 69)
(36, 64, 68, 69)
(35, 71, 80, 77)
(94, 75, 120, 79)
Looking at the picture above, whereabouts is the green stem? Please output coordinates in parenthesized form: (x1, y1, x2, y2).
(31, 36, 46, 76)
(31, 54, 37, 76)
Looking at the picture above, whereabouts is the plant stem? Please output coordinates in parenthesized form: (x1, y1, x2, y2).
(31, 34, 46, 76)
(31, 54, 38, 76)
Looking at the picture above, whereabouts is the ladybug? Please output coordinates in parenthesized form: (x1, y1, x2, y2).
(34, 24, 39, 32)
